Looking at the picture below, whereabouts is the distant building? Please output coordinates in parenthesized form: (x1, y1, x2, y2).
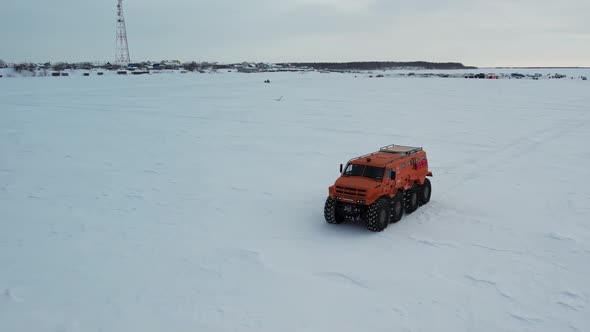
(160, 60, 181, 70)
(237, 62, 258, 73)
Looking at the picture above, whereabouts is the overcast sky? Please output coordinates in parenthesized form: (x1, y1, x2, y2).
(1, 0, 589, 67)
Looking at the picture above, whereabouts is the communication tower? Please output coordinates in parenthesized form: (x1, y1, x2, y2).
(115, 0, 131, 64)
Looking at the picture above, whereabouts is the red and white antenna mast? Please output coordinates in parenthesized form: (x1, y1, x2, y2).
(115, 0, 131, 64)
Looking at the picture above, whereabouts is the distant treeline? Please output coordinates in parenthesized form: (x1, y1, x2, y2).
(282, 61, 476, 70)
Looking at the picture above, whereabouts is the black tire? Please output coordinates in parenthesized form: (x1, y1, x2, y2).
(324, 197, 344, 224)
(390, 192, 404, 223)
(420, 178, 432, 205)
(366, 198, 390, 232)
(405, 186, 419, 214)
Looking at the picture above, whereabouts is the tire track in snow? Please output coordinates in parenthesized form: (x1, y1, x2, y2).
(469, 243, 525, 255)
(464, 275, 514, 301)
(508, 312, 543, 325)
(556, 291, 588, 312)
(407, 236, 456, 248)
(469, 242, 572, 272)
(557, 301, 581, 311)
(440, 113, 589, 190)
(316, 272, 369, 289)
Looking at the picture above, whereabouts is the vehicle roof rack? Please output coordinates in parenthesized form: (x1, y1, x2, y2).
(379, 144, 423, 156)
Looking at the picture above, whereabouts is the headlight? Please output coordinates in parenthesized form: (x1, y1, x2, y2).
(356, 200, 366, 204)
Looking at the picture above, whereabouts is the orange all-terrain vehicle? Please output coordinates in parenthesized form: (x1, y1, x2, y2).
(324, 144, 433, 232)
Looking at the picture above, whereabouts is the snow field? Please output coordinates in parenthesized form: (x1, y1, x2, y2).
(1, 71, 589, 331)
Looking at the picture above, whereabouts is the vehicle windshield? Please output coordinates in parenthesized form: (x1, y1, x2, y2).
(343, 164, 385, 180)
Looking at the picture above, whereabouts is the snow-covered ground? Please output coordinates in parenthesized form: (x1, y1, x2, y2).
(1, 71, 589, 332)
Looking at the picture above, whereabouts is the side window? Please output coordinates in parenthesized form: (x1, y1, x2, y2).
(408, 160, 413, 166)
(389, 169, 396, 180)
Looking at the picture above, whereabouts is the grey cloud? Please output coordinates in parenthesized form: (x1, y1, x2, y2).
(0, 0, 588, 66)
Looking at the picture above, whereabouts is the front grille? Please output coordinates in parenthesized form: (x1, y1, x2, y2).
(336, 186, 367, 197)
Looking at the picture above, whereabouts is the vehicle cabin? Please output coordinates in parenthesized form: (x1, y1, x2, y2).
(341, 145, 431, 191)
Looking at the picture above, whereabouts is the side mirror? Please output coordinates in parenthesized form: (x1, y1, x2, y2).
(340, 164, 343, 173)
(390, 170, 396, 180)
